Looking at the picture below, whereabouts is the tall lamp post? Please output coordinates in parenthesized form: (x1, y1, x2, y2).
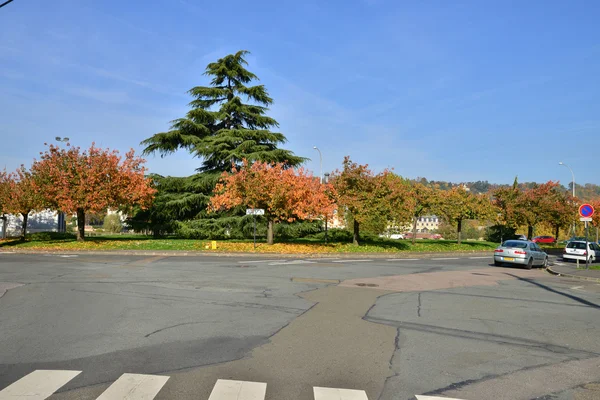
(559, 161, 576, 237)
(55, 137, 69, 233)
(313, 146, 323, 184)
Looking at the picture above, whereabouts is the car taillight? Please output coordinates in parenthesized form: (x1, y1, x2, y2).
(514, 251, 527, 254)
(494, 249, 503, 253)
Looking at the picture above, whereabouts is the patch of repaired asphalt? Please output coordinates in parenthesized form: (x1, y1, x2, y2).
(339, 267, 546, 292)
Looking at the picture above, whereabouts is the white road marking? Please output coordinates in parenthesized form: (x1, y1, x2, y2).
(59, 255, 78, 258)
(468, 256, 490, 259)
(310, 258, 341, 261)
(313, 386, 368, 400)
(431, 258, 459, 260)
(386, 258, 419, 261)
(208, 379, 266, 400)
(95, 373, 169, 400)
(268, 260, 315, 266)
(0, 370, 81, 400)
(416, 396, 467, 400)
(238, 260, 281, 264)
(571, 286, 584, 290)
(331, 259, 372, 263)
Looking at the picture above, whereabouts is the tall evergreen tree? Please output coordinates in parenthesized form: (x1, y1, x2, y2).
(141, 50, 305, 172)
(135, 51, 305, 237)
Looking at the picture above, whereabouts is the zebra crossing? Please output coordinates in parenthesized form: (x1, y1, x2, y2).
(0, 370, 467, 400)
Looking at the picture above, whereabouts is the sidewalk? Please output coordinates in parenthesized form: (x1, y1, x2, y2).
(547, 262, 600, 282)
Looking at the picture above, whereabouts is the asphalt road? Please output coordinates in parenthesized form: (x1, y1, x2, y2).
(1, 253, 600, 399)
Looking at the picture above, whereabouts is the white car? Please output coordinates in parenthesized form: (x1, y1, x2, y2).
(563, 241, 600, 263)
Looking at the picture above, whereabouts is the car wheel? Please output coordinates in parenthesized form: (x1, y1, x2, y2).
(526, 258, 533, 270)
(494, 260, 501, 266)
(543, 257, 548, 268)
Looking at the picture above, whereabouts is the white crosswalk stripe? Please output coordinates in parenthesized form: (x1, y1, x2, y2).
(208, 379, 267, 400)
(0, 369, 81, 400)
(0, 370, 468, 400)
(96, 373, 169, 400)
(313, 387, 368, 400)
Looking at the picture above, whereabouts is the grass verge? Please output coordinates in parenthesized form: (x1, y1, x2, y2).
(0, 233, 498, 254)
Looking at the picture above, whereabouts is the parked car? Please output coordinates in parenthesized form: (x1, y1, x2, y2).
(563, 241, 600, 263)
(532, 236, 556, 244)
(493, 240, 548, 269)
(389, 234, 405, 240)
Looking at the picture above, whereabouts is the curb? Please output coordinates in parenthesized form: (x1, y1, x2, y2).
(0, 249, 494, 259)
(546, 266, 600, 283)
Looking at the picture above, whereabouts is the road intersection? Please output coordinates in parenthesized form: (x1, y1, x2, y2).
(1, 253, 600, 399)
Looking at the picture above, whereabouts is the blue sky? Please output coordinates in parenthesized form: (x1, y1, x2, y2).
(1, 0, 599, 185)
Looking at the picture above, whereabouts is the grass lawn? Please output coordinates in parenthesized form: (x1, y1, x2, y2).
(0, 233, 498, 254)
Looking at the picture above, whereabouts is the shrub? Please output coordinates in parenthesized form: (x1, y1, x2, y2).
(103, 214, 123, 234)
(485, 224, 517, 243)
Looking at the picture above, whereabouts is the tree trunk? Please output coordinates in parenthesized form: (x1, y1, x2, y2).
(412, 216, 418, 245)
(267, 219, 274, 245)
(20, 212, 29, 241)
(353, 219, 360, 245)
(527, 225, 533, 240)
(554, 225, 559, 241)
(457, 219, 462, 245)
(76, 208, 86, 242)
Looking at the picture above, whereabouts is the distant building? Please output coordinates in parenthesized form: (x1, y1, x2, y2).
(1, 210, 61, 237)
(413, 215, 440, 233)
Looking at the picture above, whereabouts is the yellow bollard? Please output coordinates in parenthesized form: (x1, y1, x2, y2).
(211, 240, 217, 250)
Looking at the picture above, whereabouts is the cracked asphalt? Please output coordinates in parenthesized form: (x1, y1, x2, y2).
(1, 253, 600, 399)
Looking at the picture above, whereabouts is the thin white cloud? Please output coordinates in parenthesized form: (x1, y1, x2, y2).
(62, 87, 130, 104)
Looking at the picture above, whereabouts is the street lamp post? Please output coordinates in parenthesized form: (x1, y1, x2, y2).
(559, 162, 576, 237)
(55, 137, 70, 233)
(313, 146, 323, 184)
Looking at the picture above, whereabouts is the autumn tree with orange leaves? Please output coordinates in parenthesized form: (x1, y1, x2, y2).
(3, 167, 45, 240)
(209, 160, 335, 245)
(437, 186, 494, 245)
(31, 144, 156, 241)
(517, 181, 565, 239)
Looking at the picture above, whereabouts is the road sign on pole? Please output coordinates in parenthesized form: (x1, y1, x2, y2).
(246, 209, 265, 249)
(580, 217, 592, 222)
(579, 204, 595, 218)
(246, 209, 265, 215)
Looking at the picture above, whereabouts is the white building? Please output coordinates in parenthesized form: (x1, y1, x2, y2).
(0, 210, 62, 237)
(413, 215, 440, 233)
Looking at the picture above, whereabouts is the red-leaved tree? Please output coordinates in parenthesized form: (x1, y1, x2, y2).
(31, 144, 156, 241)
(4, 167, 44, 240)
(209, 160, 335, 245)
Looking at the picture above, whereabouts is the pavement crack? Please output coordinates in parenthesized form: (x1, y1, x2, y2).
(417, 292, 422, 317)
(144, 321, 215, 338)
(364, 317, 600, 357)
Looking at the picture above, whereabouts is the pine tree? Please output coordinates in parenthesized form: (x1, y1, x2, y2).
(136, 51, 306, 237)
(141, 50, 305, 172)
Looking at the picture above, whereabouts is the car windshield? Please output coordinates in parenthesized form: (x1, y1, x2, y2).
(502, 241, 528, 248)
(567, 242, 587, 249)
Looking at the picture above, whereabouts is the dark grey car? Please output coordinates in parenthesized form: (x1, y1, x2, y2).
(493, 240, 548, 269)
